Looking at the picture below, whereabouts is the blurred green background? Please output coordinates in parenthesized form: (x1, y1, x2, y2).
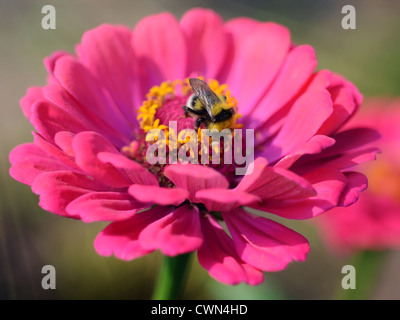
(1, 0, 400, 300)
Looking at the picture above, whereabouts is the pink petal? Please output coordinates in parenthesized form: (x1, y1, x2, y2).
(320, 127, 380, 157)
(292, 128, 381, 174)
(9, 143, 71, 186)
(319, 147, 380, 171)
(20, 87, 43, 119)
(53, 56, 132, 138)
(244, 45, 317, 127)
(76, 24, 140, 122)
(262, 77, 333, 163)
(31, 171, 107, 217)
(219, 17, 260, 81)
(197, 215, 264, 285)
(66, 191, 144, 223)
(31, 100, 89, 143)
(97, 152, 158, 186)
(44, 50, 72, 76)
(254, 69, 333, 148)
(338, 171, 368, 207)
(72, 132, 130, 188)
(9, 143, 46, 164)
(180, 8, 227, 79)
(236, 157, 316, 201)
(138, 205, 203, 256)
(164, 164, 229, 201)
(33, 132, 80, 170)
(317, 73, 362, 136)
(195, 188, 260, 212)
(274, 135, 336, 169)
(318, 195, 400, 254)
(252, 167, 347, 219)
(132, 12, 187, 94)
(223, 208, 309, 271)
(43, 83, 129, 148)
(94, 206, 170, 260)
(128, 184, 188, 206)
(339, 74, 363, 106)
(225, 23, 291, 112)
(225, 17, 260, 44)
(54, 131, 75, 157)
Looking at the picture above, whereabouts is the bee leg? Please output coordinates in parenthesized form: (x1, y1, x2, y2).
(184, 106, 204, 116)
(195, 118, 206, 131)
(182, 106, 190, 117)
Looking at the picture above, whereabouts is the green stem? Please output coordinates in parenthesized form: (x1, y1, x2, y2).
(335, 250, 388, 300)
(152, 253, 192, 300)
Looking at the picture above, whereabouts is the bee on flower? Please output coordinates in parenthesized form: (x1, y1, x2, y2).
(10, 8, 379, 286)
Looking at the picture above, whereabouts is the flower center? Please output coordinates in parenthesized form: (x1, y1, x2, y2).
(121, 78, 242, 187)
(365, 162, 400, 201)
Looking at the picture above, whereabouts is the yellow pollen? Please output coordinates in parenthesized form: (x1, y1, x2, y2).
(121, 141, 140, 158)
(137, 77, 241, 132)
(137, 81, 177, 131)
(134, 77, 243, 165)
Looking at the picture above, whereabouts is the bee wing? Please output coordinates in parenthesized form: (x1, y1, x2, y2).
(189, 78, 221, 120)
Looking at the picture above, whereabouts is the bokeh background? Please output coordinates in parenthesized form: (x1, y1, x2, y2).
(1, 0, 400, 299)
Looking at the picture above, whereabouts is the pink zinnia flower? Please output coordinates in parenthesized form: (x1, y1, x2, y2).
(316, 99, 400, 255)
(9, 8, 378, 285)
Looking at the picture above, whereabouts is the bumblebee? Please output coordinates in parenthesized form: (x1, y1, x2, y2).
(183, 78, 236, 131)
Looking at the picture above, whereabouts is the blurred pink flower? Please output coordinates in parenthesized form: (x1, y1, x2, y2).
(9, 8, 378, 284)
(316, 99, 400, 255)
